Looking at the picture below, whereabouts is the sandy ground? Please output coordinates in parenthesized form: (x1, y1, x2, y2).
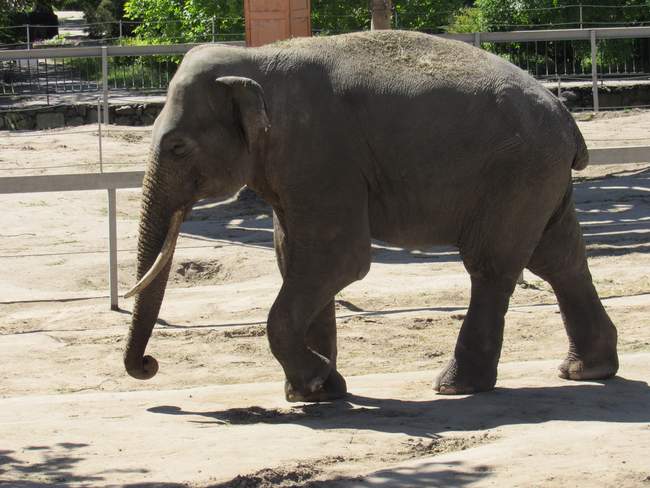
(1, 110, 650, 486)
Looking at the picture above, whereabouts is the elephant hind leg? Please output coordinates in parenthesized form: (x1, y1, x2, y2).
(435, 273, 517, 395)
(526, 190, 618, 381)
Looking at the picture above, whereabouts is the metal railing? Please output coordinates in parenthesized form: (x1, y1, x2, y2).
(4, 26, 650, 110)
(0, 42, 243, 104)
(0, 145, 647, 310)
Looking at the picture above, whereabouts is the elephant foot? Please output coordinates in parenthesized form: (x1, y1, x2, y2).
(558, 350, 618, 381)
(285, 369, 348, 403)
(434, 357, 497, 395)
(558, 329, 619, 381)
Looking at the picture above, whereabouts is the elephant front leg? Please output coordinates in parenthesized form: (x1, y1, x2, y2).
(435, 276, 514, 395)
(268, 289, 347, 402)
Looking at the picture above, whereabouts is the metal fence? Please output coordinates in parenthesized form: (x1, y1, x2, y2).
(5, 26, 650, 110)
(0, 42, 243, 104)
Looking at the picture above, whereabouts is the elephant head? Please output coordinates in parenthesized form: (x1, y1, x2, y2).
(123, 70, 271, 380)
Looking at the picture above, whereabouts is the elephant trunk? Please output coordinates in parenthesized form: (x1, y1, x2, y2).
(124, 164, 183, 380)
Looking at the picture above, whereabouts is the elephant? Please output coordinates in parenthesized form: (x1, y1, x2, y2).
(123, 30, 619, 402)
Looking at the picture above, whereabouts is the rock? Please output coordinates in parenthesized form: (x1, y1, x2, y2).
(115, 115, 134, 126)
(141, 113, 157, 126)
(36, 112, 65, 130)
(558, 90, 578, 109)
(87, 108, 99, 124)
(144, 104, 162, 116)
(65, 116, 84, 127)
(115, 105, 136, 116)
(4, 113, 33, 130)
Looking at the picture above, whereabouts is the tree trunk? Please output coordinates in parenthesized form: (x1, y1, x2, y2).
(370, 0, 392, 30)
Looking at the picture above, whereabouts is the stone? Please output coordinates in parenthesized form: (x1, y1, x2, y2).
(66, 116, 84, 127)
(115, 105, 136, 116)
(141, 113, 157, 126)
(4, 113, 33, 130)
(87, 108, 99, 124)
(36, 112, 65, 130)
(115, 115, 134, 126)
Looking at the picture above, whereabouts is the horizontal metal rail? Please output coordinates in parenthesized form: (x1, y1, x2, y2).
(588, 145, 650, 165)
(0, 146, 647, 310)
(1, 26, 650, 61)
(443, 25, 650, 44)
(0, 171, 143, 193)
(0, 41, 244, 61)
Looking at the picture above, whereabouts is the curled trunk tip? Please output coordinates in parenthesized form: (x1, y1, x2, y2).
(124, 354, 159, 380)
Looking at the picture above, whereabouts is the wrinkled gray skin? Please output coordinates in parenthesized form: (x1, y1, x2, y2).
(124, 30, 619, 401)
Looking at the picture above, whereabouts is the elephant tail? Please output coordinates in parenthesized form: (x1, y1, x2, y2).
(572, 124, 589, 171)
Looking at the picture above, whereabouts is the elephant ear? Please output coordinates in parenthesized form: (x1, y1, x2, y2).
(216, 76, 271, 153)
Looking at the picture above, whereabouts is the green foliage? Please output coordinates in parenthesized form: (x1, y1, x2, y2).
(123, 0, 244, 43)
(394, 0, 467, 33)
(311, 0, 369, 34)
(447, 6, 485, 33)
(475, 0, 650, 31)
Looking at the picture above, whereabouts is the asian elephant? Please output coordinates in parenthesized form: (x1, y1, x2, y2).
(123, 30, 619, 402)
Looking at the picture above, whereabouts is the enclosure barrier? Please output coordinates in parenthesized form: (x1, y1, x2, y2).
(5, 26, 650, 109)
(0, 145, 648, 310)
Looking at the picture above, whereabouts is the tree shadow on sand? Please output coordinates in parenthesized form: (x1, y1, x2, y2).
(575, 166, 650, 258)
(179, 167, 650, 268)
(0, 441, 149, 486)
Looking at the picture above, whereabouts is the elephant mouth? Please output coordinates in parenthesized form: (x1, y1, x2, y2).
(124, 207, 187, 299)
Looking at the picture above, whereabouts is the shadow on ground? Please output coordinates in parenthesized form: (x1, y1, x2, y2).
(180, 167, 650, 268)
(148, 377, 650, 436)
(0, 441, 147, 486)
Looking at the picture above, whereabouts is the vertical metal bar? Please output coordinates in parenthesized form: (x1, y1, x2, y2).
(26, 24, 30, 50)
(119, 20, 123, 42)
(107, 188, 119, 311)
(557, 76, 562, 99)
(580, 4, 583, 29)
(591, 29, 599, 112)
(35, 56, 40, 93)
(473, 32, 480, 48)
(211, 16, 216, 42)
(98, 98, 103, 173)
(44, 58, 49, 105)
(102, 46, 109, 124)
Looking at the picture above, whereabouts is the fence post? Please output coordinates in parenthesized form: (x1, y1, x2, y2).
(579, 4, 583, 29)
(25, 24, 30, 50)
(119, 20, 123, 42)
(590, 29, 599, 112)
(101, 46, 110, 124)
(211, 16, 216, 42)
(474, 32, 481, 48)
(97, 99, 104, 173)
(107, 188, 119, 311)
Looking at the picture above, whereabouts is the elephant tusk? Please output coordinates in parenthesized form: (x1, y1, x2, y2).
(124, 208, 185, 299)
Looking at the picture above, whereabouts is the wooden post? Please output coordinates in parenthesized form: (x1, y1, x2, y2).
(371, 0, 392, 30)
(244, 0, 311, 47)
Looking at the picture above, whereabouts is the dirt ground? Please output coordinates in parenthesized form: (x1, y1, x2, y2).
(1, 110, 650, 486)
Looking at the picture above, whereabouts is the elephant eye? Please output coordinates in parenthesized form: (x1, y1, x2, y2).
(171, 141, 189, 156)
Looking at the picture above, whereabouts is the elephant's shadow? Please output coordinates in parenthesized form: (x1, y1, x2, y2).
(148, 376, 650, 438)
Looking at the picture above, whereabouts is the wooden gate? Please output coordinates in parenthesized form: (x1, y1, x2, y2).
(244, 0, 311, 47)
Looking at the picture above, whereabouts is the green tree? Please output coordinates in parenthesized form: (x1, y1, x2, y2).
(123, 0, 243, 43)
(394, 0, 468, 33)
